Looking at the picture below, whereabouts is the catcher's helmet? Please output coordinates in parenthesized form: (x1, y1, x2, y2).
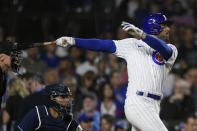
(45, 84, 73, 117)
(45, 84, 72, 97)
(142, 13, 171, 35)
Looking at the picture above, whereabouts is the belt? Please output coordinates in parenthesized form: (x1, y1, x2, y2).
(136, 91, 161, 100)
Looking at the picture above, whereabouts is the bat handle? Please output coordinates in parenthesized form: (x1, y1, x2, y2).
(43, 41, 56, 46)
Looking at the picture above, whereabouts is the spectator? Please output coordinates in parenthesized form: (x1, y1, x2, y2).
(79, 92, 101, 131)
(44, 68, 59, 85)
(162, 73, 177, 97)
(127, 0, 139, 19)
(78, 113, 93, 131)
(179, 27, 197, 67)
(114, 123, 126, 131)
(16, 73, 49, 125)
(69, 46, 83, 69)
(2, 78, 29, 131)
(63, 75, 83, 118)
(76, 50, 98, 76)
(58, 57, 74, 82)
(160, 79, 195, 129)
(99, 82, 123, 119)
(18, 72, 34, 93)
(80, 71, 96, 95)
(101, 114, 115, 131)
(184, 67, 197, 90)
(101, 0, 114, 14)
(184, 67, 197, 110)
(29, 73, 45, 93)
(150, 0, 161, 14)
(184, 115, 197, 131)
(135, 0, 150, 24)
(110, 71, 127, 114)
(40, 45, 60, 68)
(95, 58, 110, 90)
(21, 48, 47, 75)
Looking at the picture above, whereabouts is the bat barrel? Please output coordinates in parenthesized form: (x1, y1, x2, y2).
(16, 41, 56, 50)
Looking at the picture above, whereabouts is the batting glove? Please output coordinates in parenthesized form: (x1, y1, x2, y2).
(121, 21, 144, 39)
(56, 37, 75, 48)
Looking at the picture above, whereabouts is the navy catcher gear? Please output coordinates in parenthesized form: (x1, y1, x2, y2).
(142, 13, 171, 35)
(45, 84, 73, 118)
(18, 105, 84, 131)
(45, 84, 72, 97)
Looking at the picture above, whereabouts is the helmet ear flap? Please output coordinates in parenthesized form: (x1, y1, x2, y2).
(144, 22, 162, 35)
(142, 13, 168, 35)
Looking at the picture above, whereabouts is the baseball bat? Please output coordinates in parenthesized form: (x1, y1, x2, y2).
(0, 41, 57, 55)
(16, 41, 56, 50)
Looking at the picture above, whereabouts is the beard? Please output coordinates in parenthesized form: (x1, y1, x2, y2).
(158, 32, 170, 43)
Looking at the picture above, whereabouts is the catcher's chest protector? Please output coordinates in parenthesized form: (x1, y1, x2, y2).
(35, 105, 80, 131)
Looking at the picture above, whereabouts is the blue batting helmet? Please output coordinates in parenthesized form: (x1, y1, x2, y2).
(142, 13, 171, 35)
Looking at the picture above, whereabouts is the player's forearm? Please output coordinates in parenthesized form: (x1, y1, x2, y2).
(74, 38, 116, 53)
(142, 34, 172, 60)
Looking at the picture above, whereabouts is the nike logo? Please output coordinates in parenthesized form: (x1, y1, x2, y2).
(137, 45, 143, 48)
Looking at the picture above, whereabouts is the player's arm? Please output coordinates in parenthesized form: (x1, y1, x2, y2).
(121, 21, 173, 60)
(142, 34, 172, 60)
(17, 108, 39, 131)
(75, 38, 116, 53)
(56, 37, 117, 53)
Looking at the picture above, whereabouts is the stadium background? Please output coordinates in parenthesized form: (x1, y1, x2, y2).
(0, 0, 197, 131)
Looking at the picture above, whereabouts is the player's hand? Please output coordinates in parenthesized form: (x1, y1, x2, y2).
(121, 21, 144, 39)
(56, 37, 75, 48)
(0, 54, 11, 72)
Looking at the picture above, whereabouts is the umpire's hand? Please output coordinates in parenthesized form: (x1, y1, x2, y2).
(0, 54, 11, 72)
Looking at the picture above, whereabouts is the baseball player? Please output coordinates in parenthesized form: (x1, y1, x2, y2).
(56, 13, 178, 131)
(18, 84, 84, 131)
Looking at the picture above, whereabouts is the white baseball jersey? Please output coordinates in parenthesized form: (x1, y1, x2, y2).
(113, 38, 178, 131)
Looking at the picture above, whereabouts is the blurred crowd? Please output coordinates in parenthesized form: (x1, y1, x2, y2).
(0, 0, 197, 131)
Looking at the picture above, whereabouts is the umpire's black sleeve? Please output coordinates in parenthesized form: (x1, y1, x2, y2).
(0, 68, 7, 103)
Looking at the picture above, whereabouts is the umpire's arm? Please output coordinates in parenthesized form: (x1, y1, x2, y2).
(18, 108, 39, 131)
(0, 54, 11, 103)
(0, 67, 6, 103)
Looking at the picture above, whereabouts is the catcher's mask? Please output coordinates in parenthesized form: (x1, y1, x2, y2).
(10, 50, 22, 73)
(45, 84, 73, 118)
(0, 41, 23, 73)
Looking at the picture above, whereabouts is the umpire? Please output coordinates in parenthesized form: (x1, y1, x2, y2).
(0, 41, 22, 103)
(18, 84, 84, 131)
(0, 54, 10, 103)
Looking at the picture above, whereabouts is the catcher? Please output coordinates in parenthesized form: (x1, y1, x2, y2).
(18, 84, 84, 131)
